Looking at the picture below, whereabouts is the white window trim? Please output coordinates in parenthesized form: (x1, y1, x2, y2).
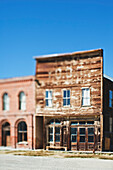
(81, 87, 90, 106)
(19, 92, 26, 111)
(3, 93, 10, 111)
(45, 90, 53, 107)
(63, 89, 70, 107)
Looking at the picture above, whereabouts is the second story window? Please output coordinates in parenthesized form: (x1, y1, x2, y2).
(109, 90, 113, 108)
(63, 90, 70, 106)
(3, 93, 10, 111)
(19, 92, 26, 111)
(82, 88, 90, 106)
(45, 90, 52, 107)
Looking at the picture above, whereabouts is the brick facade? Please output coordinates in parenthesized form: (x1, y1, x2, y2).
(0, 76, 35, 149)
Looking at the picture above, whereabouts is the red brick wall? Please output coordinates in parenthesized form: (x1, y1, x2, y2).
(0, 76, 35, 149)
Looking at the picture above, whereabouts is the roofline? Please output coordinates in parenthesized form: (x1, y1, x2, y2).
(0, 75, 35, 83)
(104, 74, 113, 82)
(33, 48, 103, 60)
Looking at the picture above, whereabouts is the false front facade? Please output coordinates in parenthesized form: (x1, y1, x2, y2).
(35, 49, 103, 151)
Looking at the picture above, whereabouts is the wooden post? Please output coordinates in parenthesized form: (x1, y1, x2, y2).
(43, 116, 46, 150)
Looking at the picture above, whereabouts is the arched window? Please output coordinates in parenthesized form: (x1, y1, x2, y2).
(3, 93, 10, 111)
(19, 92, 26, 111)
(17, 121, 27, 142)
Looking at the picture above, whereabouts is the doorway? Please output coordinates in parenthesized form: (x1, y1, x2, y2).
(2, 122, 11, 146)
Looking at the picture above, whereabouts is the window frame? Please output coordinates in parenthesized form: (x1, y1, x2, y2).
(71, 127, 77, 143)
(47, 119, 61, 144)
(45, 90, 53, 107)
(17, 121, 27, 143)
(3, 93, 10, 111)
(109, 90, 113, 108)
(63, 89, 70, 107)
(81, 87, 90, 106)
(88, 127, 94, 143)
(19, 92, 26, 111)
(79, 127, 86, 143)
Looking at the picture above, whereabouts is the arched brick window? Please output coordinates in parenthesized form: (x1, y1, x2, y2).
(19, 92, 26, 111)
(3, 93, 10, 111)
(17, 121, 27, 142)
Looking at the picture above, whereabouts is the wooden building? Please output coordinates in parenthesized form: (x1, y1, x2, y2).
(34, 49, 103, 151)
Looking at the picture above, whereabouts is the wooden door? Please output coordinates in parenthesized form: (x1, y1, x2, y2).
(78, 127, 87, 150)
(62, 126, 67, 147)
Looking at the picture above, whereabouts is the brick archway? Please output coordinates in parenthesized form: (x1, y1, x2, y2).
(1, 120, 11, 147)
(15, 119, 28, 147)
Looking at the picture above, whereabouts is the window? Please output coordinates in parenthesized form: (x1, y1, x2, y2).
(109, 117, 112, 133)
(45, 90, 52, 107)
(109, 90, 113, 107)
(88, 128, 94, 143)
(55, 127, 60, 142)
(71, 122, 78, 125)
(71, 127, 77, 142)
(87, 121, 94, 125)
(79, 128, 86, 143)
(79, 121, 85, 125)
(48, 127, 53, 142)
(48, 119, 61, 143)
(18, 121, 27, 142)
(63, 90, 70, 106)
(3, 93, 10, 111)
(19, 92, 26, 111)
(82, 88, 90, 106)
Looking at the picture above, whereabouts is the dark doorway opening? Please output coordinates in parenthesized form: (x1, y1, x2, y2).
(2, 122, 10, 146)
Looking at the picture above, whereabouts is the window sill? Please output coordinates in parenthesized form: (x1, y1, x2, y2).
(19, 109, 26, 112)
(81, 105, 91, 107)
(45, 106, 53, 108)
(63, 105, 71, 107)
(17, 141, 28, 145)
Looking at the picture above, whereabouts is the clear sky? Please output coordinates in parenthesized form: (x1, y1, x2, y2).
(0, 0, 113, 79)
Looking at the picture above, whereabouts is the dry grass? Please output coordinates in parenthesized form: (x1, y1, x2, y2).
(0, 150, 113, 160)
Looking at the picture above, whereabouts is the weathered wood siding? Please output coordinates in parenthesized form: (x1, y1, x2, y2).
(35, 49, 103, 117)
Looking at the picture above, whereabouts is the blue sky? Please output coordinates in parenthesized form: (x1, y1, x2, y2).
(0, 0, 113, 79)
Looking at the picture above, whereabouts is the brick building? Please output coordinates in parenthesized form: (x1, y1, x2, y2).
(0, 76, 35, 149)
(103, 75, 113, 151)
(34, 49, 104, 151)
